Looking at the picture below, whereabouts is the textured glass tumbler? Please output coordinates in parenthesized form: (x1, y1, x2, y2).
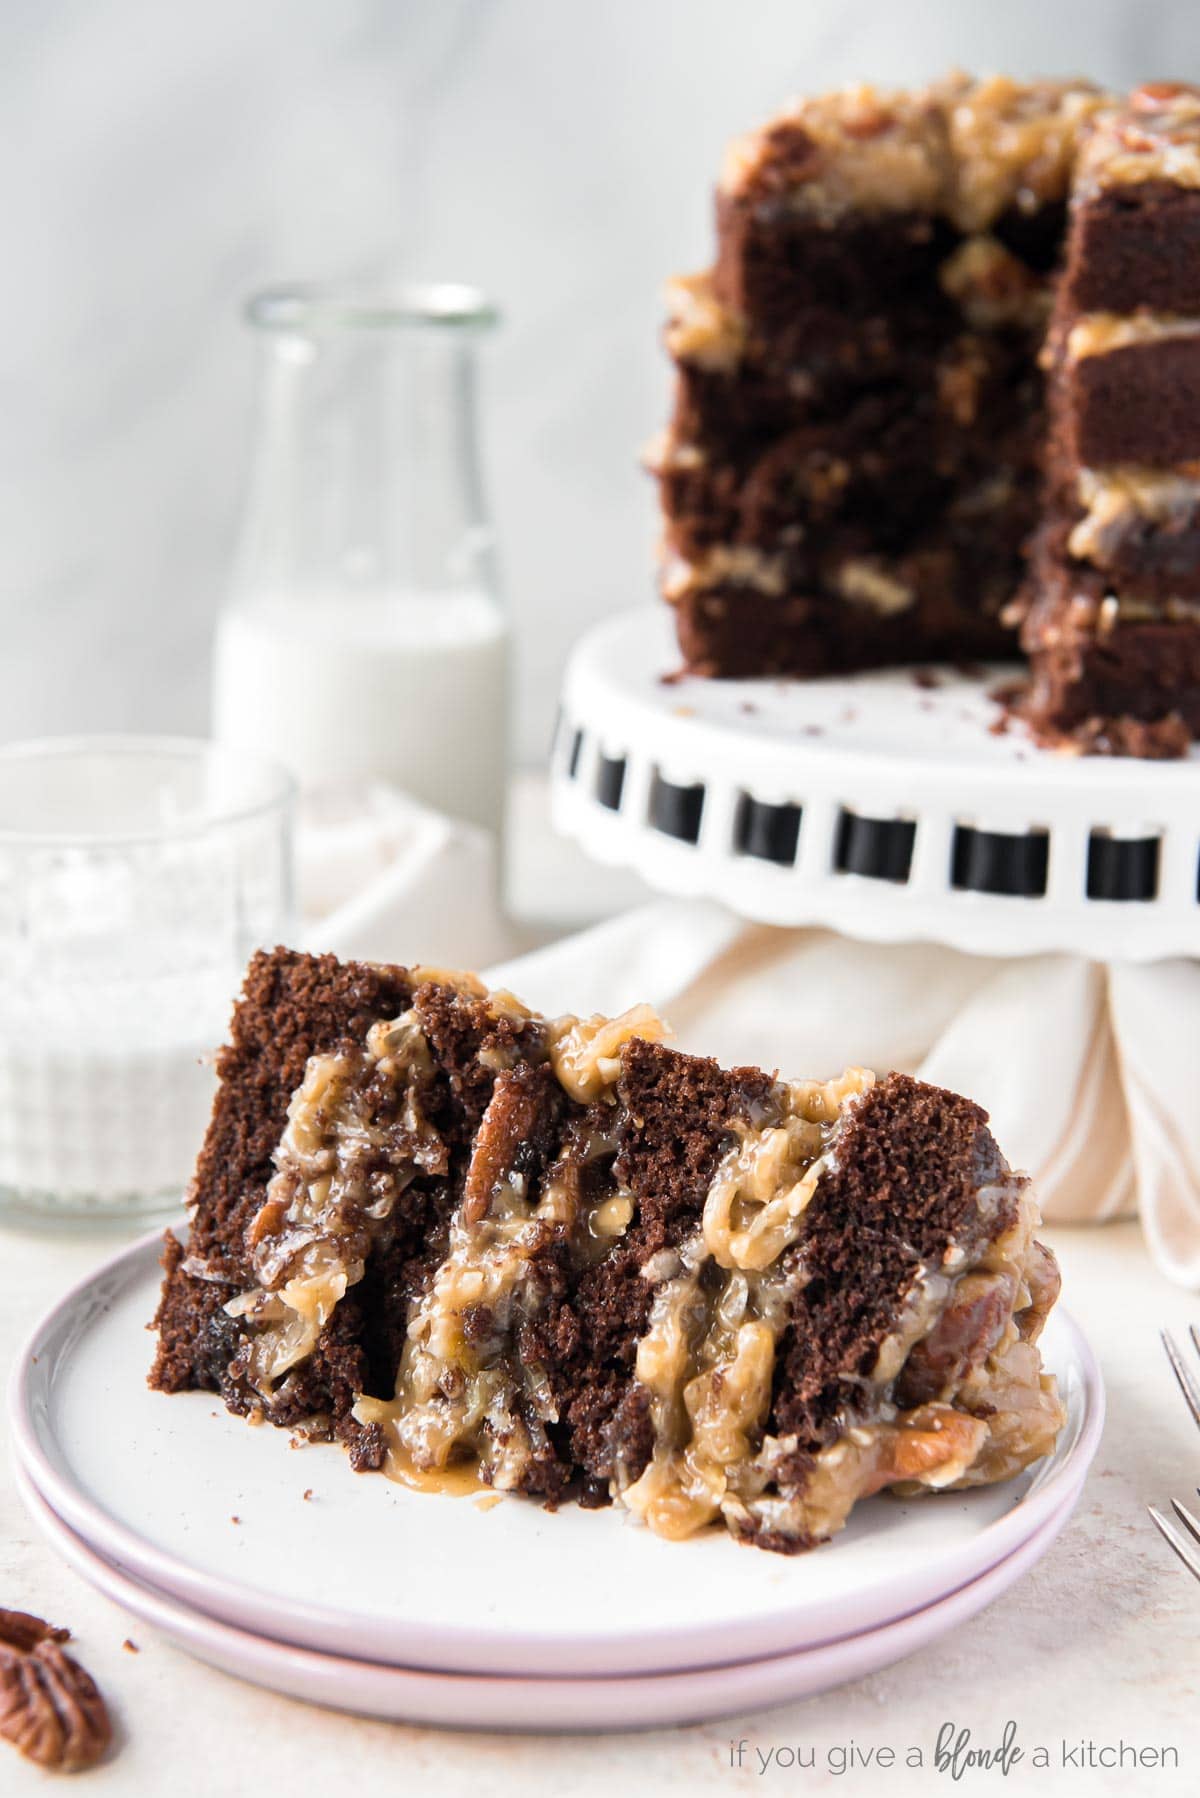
(0, 737, 294, 1224)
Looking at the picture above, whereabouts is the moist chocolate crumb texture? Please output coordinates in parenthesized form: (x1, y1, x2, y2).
(650, 74, 1200, 755)
(151, 948, 1065, 1553)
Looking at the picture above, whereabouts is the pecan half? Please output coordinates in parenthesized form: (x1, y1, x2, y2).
(894, 1271, 1017, 1407)
(0, 1608, 112, 1772)
(461, 1062, 564, 1224)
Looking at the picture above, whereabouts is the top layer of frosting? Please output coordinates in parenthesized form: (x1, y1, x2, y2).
(719, 74, 1109, 233)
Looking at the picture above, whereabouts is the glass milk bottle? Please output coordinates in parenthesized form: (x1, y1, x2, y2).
(213, 285, 508, 834)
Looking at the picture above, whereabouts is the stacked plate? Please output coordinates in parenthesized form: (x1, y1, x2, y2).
(10, 1231, 1104, 1732)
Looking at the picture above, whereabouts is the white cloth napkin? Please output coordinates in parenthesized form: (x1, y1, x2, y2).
(300, 787, 1200, 1287)
(298, 783, 521, 971)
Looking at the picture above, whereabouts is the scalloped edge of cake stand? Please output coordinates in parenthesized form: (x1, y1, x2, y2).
(551, 610, 1200, 961)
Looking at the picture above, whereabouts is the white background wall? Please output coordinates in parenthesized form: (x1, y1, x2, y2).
(1, 0, 1193, 764)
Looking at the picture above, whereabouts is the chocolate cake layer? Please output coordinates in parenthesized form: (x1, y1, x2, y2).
(671, 569, 1015, 682)
(657, 402, 952, 566)
(658, 330, 1041, 563)
(1061, 181, 1200, 313)
(1065, 335, 1200, 467)
(152, 948, 1065, 1553)
(712, 209, 957, 362)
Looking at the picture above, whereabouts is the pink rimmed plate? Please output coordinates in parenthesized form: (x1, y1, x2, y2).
(9, 1228, 1103, 1679)
(17, 1464, 1080, 1733)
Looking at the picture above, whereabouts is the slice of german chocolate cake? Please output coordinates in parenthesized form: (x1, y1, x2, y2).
(151, 948, 1064, 1553)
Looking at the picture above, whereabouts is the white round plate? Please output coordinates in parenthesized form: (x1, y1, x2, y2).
(17, 1465, 1077, 1733)
(551, 609, 1200, 961)
(10, 1229, 1103, 1679)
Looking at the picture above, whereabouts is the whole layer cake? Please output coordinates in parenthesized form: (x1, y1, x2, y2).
(151, 948, 1064, 1552)
(650, 73, 1200, 755)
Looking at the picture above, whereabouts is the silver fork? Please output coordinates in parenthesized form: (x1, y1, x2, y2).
(1148, 1326, 1200, 1582)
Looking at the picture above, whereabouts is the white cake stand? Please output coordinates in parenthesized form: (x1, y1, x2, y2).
(550, 610, 1200, 962)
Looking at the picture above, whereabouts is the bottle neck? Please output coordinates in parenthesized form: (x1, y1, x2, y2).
(231, 322, 498, 611)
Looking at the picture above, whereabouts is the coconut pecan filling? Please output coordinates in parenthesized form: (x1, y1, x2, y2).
(1068, 464, 1200, 568)
(612, 1090, 1062, 1547)
(612, 1070, 873, 1540)
(354, 1104, 632, 1494)
(722, 1182, 1065, 1547)
(222, 1009, 446, 1399)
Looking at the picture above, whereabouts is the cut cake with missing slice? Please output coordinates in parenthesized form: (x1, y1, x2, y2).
(651, 73, 1200, 754)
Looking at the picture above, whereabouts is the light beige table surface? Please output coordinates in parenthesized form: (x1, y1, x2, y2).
(3, 780, 1199, 1795)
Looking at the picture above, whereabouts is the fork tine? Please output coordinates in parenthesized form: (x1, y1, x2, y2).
(1171, 1497, 1200, 1551)
(1162, 1330, 1200, 1431)
(1190, 1323, 1200, 1362)
(1149, 1505, 1200, 1583)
